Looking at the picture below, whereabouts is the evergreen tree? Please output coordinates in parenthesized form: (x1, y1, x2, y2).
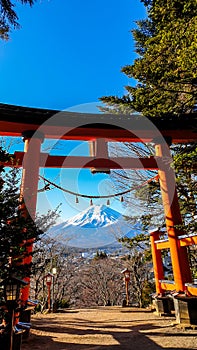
(0, 0, 36, 40)
(100, 0, 197, 117)
(0, 147, 59, 282)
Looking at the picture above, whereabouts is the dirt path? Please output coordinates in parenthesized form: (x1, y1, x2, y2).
(22, 307, 197, 350)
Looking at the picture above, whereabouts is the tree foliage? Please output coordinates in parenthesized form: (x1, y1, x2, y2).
(75, 258, 124, 307)
(100, 0, 197, 117)
(100, 0, 197, 229)
(173, 144, 197, 232)
(31, 236, 78, 310)
(100, 0, 197, 230)
(108, 141, 163, 229)
(120, 231, 154, 307)
(0, 147, 59, 282)
(0, 0, 35, 39)
(31, 237, 127, 309)
(100, 0, 197, 282)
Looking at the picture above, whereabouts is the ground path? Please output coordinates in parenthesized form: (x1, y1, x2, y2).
(22, 307, 197, 350)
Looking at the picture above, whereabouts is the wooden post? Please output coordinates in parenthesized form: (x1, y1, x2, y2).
(122, 269, 130, 306)
(125, 280, 129, 306)
(155, 139, 192, 292)
(47, 284, 51, 311)
(89, 138, 110, 174)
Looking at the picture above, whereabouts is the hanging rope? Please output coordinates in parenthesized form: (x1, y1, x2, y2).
(39, 174, 159, 199)
(37, 184, 51, 192)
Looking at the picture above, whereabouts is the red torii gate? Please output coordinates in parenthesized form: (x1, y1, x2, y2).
(0, 103, 196, 303)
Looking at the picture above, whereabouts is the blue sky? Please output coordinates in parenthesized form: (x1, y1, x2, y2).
(0, 0, 146, 109)
(1, 0, 147, 221)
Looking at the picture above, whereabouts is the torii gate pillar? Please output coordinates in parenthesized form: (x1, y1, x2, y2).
(20, 130, 44, 303)
(155, 138, 192, 292)
(150, 229, 164, 295)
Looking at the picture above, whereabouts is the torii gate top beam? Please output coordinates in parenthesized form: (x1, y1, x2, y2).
(0, 103, 196, 143)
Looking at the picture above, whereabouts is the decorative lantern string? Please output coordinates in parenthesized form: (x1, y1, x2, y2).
(39, 174, 159, 202)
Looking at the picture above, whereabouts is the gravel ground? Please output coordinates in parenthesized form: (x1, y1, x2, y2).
(22, 307, 197, 350)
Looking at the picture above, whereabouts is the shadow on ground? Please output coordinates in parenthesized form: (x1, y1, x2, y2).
(21, 313, 196, 350)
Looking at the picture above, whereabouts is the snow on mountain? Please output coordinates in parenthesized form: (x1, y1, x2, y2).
(47, 204, 134, 249)
(62, 205, 122, 228)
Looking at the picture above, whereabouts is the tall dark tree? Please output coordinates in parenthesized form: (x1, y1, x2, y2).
(0, 0, 36, 39)
(101, 0, 197, 117)
(0, 147, 59, 282)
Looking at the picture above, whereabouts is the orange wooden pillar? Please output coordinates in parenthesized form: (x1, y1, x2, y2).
(150, 229, 164, 295)
(20, 130, 44, 303)
(155, 138, 192, 292)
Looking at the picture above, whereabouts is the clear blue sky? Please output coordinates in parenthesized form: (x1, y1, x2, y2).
(0, 0, 146, 110)
(1, 0, 147, 221)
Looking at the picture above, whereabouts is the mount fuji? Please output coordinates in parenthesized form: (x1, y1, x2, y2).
(47, 204, 137, 249)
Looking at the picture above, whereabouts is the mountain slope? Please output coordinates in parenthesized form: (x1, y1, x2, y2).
(47, 204, 135, 249)
(61, 205, 122, 228)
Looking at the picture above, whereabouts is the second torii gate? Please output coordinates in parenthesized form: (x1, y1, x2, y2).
(0, 103, 196, 302)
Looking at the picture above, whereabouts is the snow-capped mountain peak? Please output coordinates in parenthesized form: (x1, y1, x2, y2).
(47, 204, 133, 249)
(64, 204, 121, 228)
